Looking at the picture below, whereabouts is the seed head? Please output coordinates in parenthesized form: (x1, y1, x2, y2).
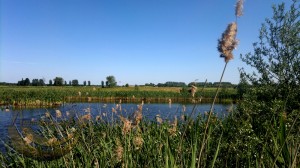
(55, 110, 62, 118)
(115, 139, 123, 162)
(119, 116, 132, 135)
(235, 0, 244, 17)
(217, 22, 238, 62)
(133, 135, 144, 150)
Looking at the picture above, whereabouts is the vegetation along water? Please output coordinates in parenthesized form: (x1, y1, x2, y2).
(0, 0, 299, 167)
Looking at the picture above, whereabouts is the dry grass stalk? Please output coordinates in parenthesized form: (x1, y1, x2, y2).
(56, 110, 62, 118)
(81, 113, 91, 121)
(156, 114, 163, 124)
(115, 139, 123, 162)
(191, 85, 197, 97)
(134, 110, 143, 126)
(95, 115, 101, 121)
(168, 116, 178, 136)
(23, 134, 33, 144)
(133, 135, 144, 150)
(217, 22, 238, 62)
(119, 116, 132, 135)
(47, 137, 58, 146)
(235, 0, 244, 17)
(84, 107, 91, 113)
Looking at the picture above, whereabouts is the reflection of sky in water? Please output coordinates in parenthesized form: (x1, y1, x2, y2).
(0, 103, 233, 153)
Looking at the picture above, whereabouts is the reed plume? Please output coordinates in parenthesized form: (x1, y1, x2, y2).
(133, 135, 144, 150)
(115, 139, 123, 162)
(55, 110, 62, 118)
(217, 22, 238, 63)
(119, 116, 132, 135)
(235, 0, 244, 17)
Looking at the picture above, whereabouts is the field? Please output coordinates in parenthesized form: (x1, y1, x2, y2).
(0, 86, 237, 107)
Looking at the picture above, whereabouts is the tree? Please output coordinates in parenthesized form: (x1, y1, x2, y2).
(49, 80, 53, 86)
(53, 77, 64, 86)
(106, 75, 117, 87)
(83, 81, 87, 86)
(88, 81, 91, 86)
(239, 1, 300, 137)
(39, 79, 45, 86)
(72, 79, 79, 86)
(101, 81, 105, 88)
(240, 1, 299, 113)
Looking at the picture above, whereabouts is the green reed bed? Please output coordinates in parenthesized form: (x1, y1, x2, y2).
(0, 86, 237, 107)
(0, 103, 298, 168)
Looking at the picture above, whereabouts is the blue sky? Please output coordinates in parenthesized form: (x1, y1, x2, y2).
(0, 0, 293, 85)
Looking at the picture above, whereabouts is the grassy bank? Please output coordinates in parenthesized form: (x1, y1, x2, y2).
(0, 86, 237, 107)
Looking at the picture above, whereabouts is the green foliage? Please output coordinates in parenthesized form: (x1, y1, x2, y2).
(72, 79, 79, 86)
(106, 75, 117, 88)
(240, 0, 300, 113)
(53, 77, 64, 86)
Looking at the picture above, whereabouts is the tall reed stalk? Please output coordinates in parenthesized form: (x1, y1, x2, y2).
(197, 0, 243, 167)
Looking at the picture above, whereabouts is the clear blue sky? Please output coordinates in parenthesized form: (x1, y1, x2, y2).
(0, 0, 293, 85)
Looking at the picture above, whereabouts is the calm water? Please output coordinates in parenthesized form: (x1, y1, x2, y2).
(0, 102, 233, 153)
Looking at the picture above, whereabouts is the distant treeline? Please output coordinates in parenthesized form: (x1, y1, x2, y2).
(3, 77, 235, 88)
(155, 81, 236, 87)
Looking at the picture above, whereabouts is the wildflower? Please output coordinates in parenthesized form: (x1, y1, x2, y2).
(56, 110, 62, 118)
(119, 116, 132, 135)
(93, 87, 96, 91)
(66, 111, 70, 117)
(78, 91, 81, 96)
(87, 97, 92, 102)
(235, 0, 244, 17)
(119, 99, 122, 104)
(217, 22, 238, 62)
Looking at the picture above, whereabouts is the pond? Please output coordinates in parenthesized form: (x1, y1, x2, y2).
(0, 102, 233, 153)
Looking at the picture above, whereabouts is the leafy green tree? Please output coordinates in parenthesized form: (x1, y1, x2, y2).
(49, 80, 53, 86)
(83, 81, 86, 86)
(88, 81, 91, 86)
(240, 0, 299, 113)
(39, 79, 45, 86)
(72, 79, 79, 86)
(101, 81, 105, 88)
(106, 75, 117, 87)
(53, 77, 64, 86)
